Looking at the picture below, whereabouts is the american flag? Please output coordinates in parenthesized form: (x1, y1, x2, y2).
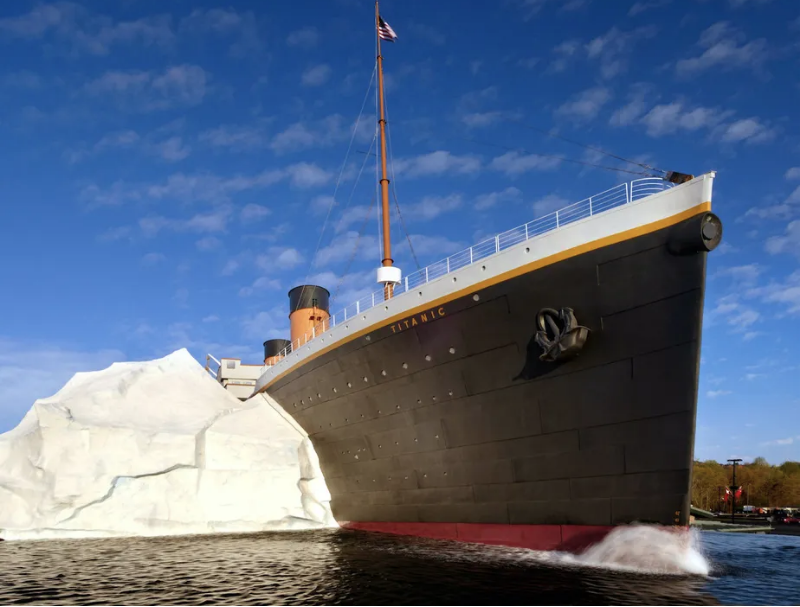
(378, 16, 397, 42)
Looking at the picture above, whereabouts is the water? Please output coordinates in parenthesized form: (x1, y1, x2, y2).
(0, 528, 797, 605)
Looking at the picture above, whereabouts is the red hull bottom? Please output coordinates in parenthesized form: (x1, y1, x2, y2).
(340, 521, 616, 553)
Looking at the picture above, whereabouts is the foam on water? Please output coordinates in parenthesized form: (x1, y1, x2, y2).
(385, 524, 711, 578)
(566, 525, 710, 576)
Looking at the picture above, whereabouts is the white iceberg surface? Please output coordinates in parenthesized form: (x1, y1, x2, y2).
(0, 348, 336, 540)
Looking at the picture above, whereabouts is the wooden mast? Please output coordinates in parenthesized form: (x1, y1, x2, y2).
(376, 1, 393, 299)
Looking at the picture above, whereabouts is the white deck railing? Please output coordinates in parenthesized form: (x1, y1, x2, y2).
(265, 177, 673, 372)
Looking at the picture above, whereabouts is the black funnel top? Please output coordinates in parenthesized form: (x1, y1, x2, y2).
(288, 285, 330, 315)
(263, 338, 291, 360)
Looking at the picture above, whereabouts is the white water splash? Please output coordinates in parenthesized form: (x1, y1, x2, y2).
(568, 525, 710, 576)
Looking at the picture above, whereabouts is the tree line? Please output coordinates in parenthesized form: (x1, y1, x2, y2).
(691, 458, 800, 511)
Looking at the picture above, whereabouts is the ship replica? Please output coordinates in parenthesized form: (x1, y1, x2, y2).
(212, 3, 723, 551)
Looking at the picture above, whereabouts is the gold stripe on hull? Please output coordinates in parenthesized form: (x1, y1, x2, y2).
(258, 201, 711, 391)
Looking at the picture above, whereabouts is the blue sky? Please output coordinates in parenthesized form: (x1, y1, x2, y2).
(0, 0, 798, 463)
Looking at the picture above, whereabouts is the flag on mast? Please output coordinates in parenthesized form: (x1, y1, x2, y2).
(378, 16, 397, 42)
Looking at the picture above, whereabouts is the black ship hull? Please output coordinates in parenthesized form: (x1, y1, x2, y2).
(262, 198, 717, 551)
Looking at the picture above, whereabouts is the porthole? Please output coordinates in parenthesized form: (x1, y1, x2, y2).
(425, 355, 432, 362)
(481, 265, 486, 271)
(473, 294, 480, 301)
(449, 347, 456, 354)
(525, 247, 530, 253)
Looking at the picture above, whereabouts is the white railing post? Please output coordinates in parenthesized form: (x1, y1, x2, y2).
(447, 257, 450, 273)
(556, 211, 560, 228)
(627, 182, 631, 204)
(495, 235, 499, 253)
(589, 196, 593, 216)
(470, 247, 473, 263)
(372, 292, 375, 307)
(405, 276, 408, 292)
(356, 300, 360, 314)
(525, 223, 529, 239)
(425, 267, 429, 283)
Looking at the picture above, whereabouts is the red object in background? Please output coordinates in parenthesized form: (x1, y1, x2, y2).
(722, 486, 742, 503)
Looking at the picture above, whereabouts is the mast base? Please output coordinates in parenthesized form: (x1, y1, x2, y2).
(377, 266, 402, 285)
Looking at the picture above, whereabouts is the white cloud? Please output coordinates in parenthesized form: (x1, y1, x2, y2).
(706, 294, 761, 330)
(254, 247, 304, 271)
(489, 151, 561, 176)
(640, 101, 730, 137)
(240, 203, 271, 222)
(461, 111, 517, 128)
(532, 194, 569, 217)
(195, 236, 221, 251)
(81, 163, 331, 207)
(0, 4, 174, 55)
(286, 26, 318, 47)
(748, 269, 800, 314)
(676, 21, 767, 77)
(785, 168, 800, 180)
(584, 26, 657, 79)
(269, 114, 371, 154)
(608, 84, 652, 127)
(239, 308, 286, 339)
(707, 390, 732, 398)
(238, 277, 282, 297)
(405, 194, 463, 221)
(546, 26, 654, 78)
(717, 118, 776, 144)
(141, 252, 165, 265)
(0, 337, 126, 433)
(284, 163, 331, 188)
(178, 8, 261, 57)
(399, 234, 465, 258)
(765, 221, 800, 259)
(332, 205, 372, 234)
(85, 65, 208, 112)
(714, 263, 763, 286)
(555, 87, 611, 122)
(221, 259, 240, 276)
(198, 122, 270, 151)
(202, 315, 219, 323)
(153, 136, 191, 161)
(302, 64, 331, 86)
(139, 208, 232, 237)
(474, 187, 522, 211)
(4, 70, 43, 88)
(517, 0, 590, 20)
(392, 151, 481, 178)
(315, 231, 380, 267)
(628, 0, 672, 15)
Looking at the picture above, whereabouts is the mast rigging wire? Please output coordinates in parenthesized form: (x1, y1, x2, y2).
(296, 64, 376, 305)
(504, 117, 667, 175)
(331, 194, 377, 305)
(383, 88, 420, 271)
(456, 135, 657, 177)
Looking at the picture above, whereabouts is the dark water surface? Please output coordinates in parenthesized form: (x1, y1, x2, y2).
(0, 529, 797, 605)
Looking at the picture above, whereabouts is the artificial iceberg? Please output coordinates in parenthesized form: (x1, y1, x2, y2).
(0, 348, 335, 540)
